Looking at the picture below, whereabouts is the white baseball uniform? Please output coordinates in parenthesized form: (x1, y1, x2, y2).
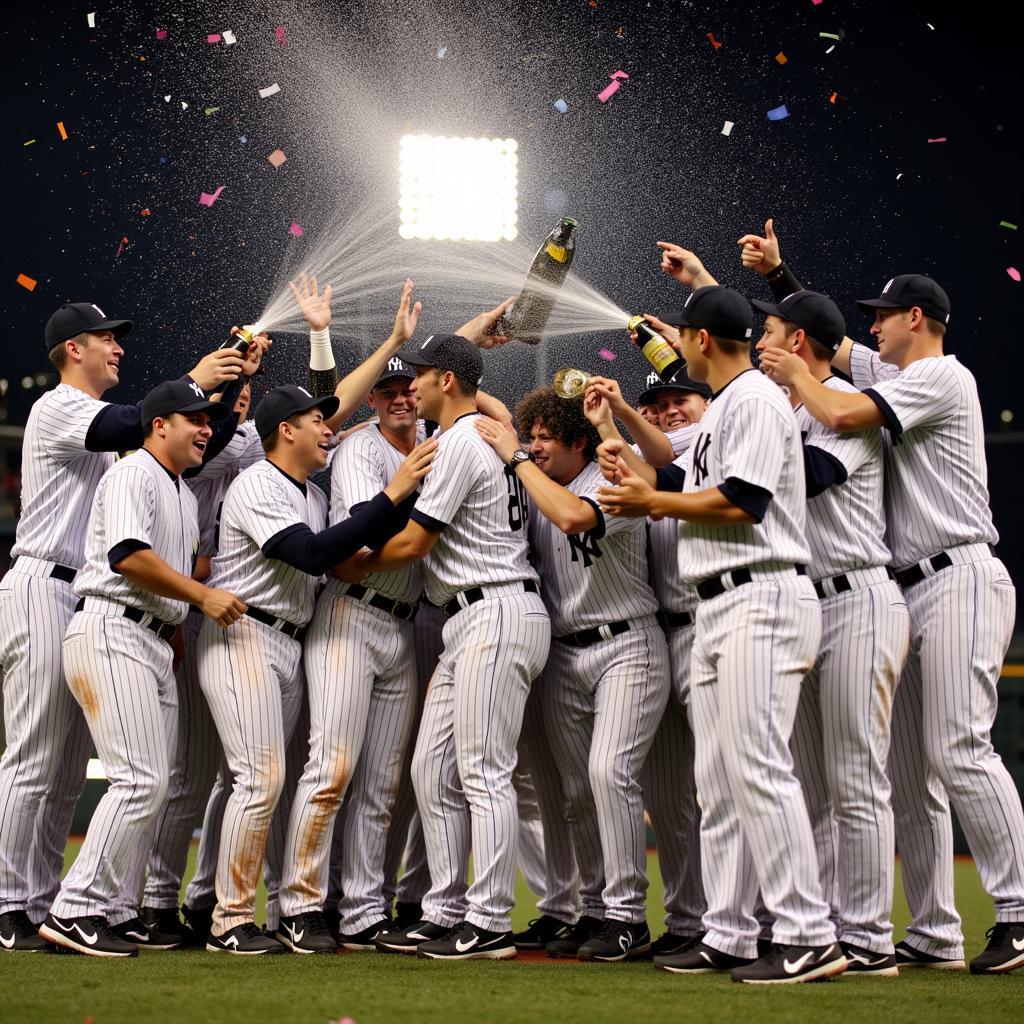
(849, 345, 1024, 957)
(49, 449, 198, 921)
(530, 461, 669, 925)
(787, 376, 910, 954)
(408, 412, 551, 933)
(681, 368, 833, 958)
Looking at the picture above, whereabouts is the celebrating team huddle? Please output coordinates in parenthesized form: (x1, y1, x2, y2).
(1, 219, 1022, 984)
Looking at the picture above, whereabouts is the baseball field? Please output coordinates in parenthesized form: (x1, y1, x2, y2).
(3, 848, 1020, 1024)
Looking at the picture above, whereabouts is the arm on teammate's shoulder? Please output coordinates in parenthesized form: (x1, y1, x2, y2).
(475, 390, 514, 430)
(514, 461, 597, 535)
(585, 377, 674, 467)
(342, 518, 441, 579)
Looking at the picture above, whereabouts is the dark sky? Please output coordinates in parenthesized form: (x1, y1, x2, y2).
(3, 0, 1021, 430)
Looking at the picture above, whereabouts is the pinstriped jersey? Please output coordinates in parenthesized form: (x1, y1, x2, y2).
(849, 346, 998, 566)
(528, 461, 657, 635)
(12, 384, 114, 569)
(410, 412, 538, 606)
(208, 460, 328, 625)
(648, 430, 699, 613)
(679, 369, 809, 583)
(331, 424, 425, 604)
(796, 376, 891, 579)
(74, 449, 199, 625)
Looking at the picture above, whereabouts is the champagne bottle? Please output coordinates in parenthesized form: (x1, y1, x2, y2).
(221, 327, 254, 355)
(552, 367, 591, 399)
(627, 315, 684, 382)
(501, 218, 578, 344)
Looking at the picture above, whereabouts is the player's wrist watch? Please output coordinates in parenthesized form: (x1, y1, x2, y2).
(506, 449, 532, 471)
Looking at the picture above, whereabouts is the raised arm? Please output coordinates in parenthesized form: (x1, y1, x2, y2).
(656, 242, 720, 290)
(584, 375, 674, 466)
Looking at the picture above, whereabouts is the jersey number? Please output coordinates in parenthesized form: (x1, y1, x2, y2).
(568, 530, 602, 568)
(504, 467, 528, 531)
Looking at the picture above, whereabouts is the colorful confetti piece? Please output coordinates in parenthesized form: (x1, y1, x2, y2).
(275, 26, 287, 45)
(222, 30, 237, 45)
(767, 104, 790, 121)
(57, 121, 68, 140)
(999, 221, 1018, 230)
(1008, 267, 1022, 282)
(156, 28, 167, 40)
(87, 12, 96, 28)
(140, 208, 151, 216)
(205, 107, 219, 115)
(289, 222, 305, 237)
(207, 34, 222, 44)
(23, 139, 36, 147)
(722, 120, 735, 136)
(597, 70, 629, 103)
(819, 32, 841, 40)
(16, 273, 37, 291)
(115, 236, 128, 257)
(706, 32, 722, 50)
(775, 52, 788, 64)
(259, 83, 281, 99)
(829, 92, 838, 104)
(597, 349, 616, 361)
(267, 148, 287, 167)
(199, 186, 225, 207)
(927, 137, 947, 143)
(553, 98, 568, 113)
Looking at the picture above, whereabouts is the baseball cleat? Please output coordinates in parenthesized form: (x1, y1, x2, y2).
(374, 919, 452, 954)
(141, 906, 199, 947)
(393, 901, 422, 929)
(276, 913, 337, 954)
(417, 921, 516, 960)
(323, 906, 341, 942)
(841, 942, 899, 976)
(577, 920, 651, 962)
(113, 916, 181, 950)
(181, 903, 214, 945)
(969, 923, 1024, 974)
(649, 931, 698, 958)
(545, 915, 604, 959)
(0, 910, 49, 952)
(731, 942, 848, 984)
(207, 922, 286, 955)
(655, 940, 754, 974)
(38, 913, 139, 958)
(894, 939, 965, 970)
(339, 919, 394, 951)
(512, 915, 575, 950)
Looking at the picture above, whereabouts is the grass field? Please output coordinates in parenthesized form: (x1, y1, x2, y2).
(3, 848, 1022, 1024)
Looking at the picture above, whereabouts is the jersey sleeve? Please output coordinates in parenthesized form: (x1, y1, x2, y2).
(236, 422, 265, 471)
(43, 391, 111, 463)
(801, 415, 873, 479)
(848, 342, 900, 389)
(410, 430, 484, 530)
(233, 471, 307, 549)
(718, 397, 789, 496)
(863, 361, 960, 437)
(103, 465, 157, 553)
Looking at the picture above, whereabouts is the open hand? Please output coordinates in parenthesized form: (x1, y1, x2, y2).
(475, 415, 523, 463)
(390, 278, 422, 346)
(288, 272, 333, 331)
(386, 437, 438, 501)
(458, 297, 515, 348)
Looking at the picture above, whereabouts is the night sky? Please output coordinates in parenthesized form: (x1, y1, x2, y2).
(4, 0, 1021, 432)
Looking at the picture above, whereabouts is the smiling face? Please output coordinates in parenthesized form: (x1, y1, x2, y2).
(656, 389, 707, 430)
(70, 330, 124, 392)
(755, 314, 796, 361)
(153, 411, 213, 472)
(368, 378, 417, 432)
(870, 307, 915, 365)
(409, 366, 444, 421)
(528, 419, 586, 485)
(286, 408, 333, 472)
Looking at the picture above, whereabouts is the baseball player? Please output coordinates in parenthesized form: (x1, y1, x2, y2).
(758, 265, 1024, 974)
(751, 289, 909, 975)
(35, 379, 245, 956)
(597, 285, 847, 984)
(477, 387, 670, 962)
(0, 302, 250, 952)
(339, 333, 551, 961)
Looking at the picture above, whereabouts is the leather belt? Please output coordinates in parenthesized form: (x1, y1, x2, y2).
(246, 606, 306, 641)
(656, 610, 694, 629)
(75, 597, 176, 642)
(343, 583, 418, 622)
(555, 619, 631, 648)
(443, 579, 539, 618)
(814, 567, 895, 599)
(893, 544, 997, 589)
(696, 564, 807, 600)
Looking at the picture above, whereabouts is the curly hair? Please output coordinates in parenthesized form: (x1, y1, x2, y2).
(514, 386, 601, 461)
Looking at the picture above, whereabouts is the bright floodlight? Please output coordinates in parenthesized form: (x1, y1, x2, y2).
(399, 134, 518, 242)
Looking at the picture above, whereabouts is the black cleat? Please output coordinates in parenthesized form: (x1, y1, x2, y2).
(275, 913, 337, 954)
(0, 910, 49, 952)
(141, 906, 198, 947)
(375, 919, 455, 954)
(339, 919, 394, 951)
(841, 942, 899, 976)
(181, 903, 214, 945)
(656, 941, 755, 974)
(731, 942, 848, 984)
(969, 923, 1024, 975)
(894, 939, 965, 970)
(393, 900, 422, 929)
(649, 931, 697, 958)
(323, 906, 340, 942)
(38, 913, 139, 958)
(513, 915, 574, 950)
(207, 921, 286, 955)
(578, 920, 651, 962)
(113, 916, 181, 950)
(546, 915, 604, 959)
(417, 921, 516, 960)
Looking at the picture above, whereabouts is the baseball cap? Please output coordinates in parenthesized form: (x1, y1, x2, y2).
(255, 385, 341, 440)
(668, 286, 753, 343)
(638, 368, 711, 406)
(398, 333, 484, 386)
(751, 290, 847, 351)
(141, 379, 231, 427)
(373, 355, 415, 389)
(44, 302, 133, 352)
(855, 274, 951, 325)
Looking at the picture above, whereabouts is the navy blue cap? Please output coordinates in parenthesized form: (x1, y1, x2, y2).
(374, 356, 415, 388)
(45, 302, 132, 352)
(752, 290, 847, 351)
(856, 274, 951, 325)
(398, 333, 483, 386)
(638, 368, 711, 406)
(141, 379, 231, 427)
(255, 385, 340, 440)
(670, 286, 753, 343)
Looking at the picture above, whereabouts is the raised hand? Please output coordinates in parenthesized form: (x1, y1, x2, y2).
(737, 218, 781, 275)
(475, 416, 522, 463)
(583, 386, 614, 431)
(189, 349, 247, 390)
(596, 458, 656, 518)
(390, 278, 422, 346)
(596, 438, 627, 482)
(288, 272, 333, 331)
(656, 242, 714, 288)
(227, 328, 272, 376)
(457, 297, 515, 348)
(385, 437, 438, 502)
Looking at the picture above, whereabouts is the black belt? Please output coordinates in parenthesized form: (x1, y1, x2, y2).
(893, 552, 954, 589)
(11, 558, 76, 583)
(656, 610, 694, 629)
(75, 597, 177, 642)
(246, 606, 306, 641)
(814, 567, 895, 599)
(344, 583, 418, 622)
(443, 579, 539, 618)
(555, 620, 631, 648)
(696, 564, 807, 600)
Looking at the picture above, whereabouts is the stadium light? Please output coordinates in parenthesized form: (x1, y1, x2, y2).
(399, 134, 518, 242)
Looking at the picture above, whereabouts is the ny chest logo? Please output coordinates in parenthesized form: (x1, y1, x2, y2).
(568, 529, 602, 568)
(692, 433, 712, 487)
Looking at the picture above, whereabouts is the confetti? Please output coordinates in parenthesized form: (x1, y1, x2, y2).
(615, 26, 626, 39)
(16, 273, 37, 291)
(141, 209, 151, 216)
(259, 83, 281, 99)
(222, 30, 237, 45)
(289, 222, 304, 237)
(819, 32, 841, 40)
(722, 120, 735, 135)
(927, 22, 935, 29)
(156, 28, 167, 40)
(164, 95, 171, 101)
(1008, 267, 1022, 282)
(23, 139, 36, 146)
(205, 107, 219, 115)
(825, 45, 835, 53)
(199, 186, 225, 207)
(767, 104, 790, 121)
(267, 148, 287, 167)
(597, 349, 617, 361)
(775, 52, 788, 64)
(999, 221, 1018, 230)
(829, 92, 838, 104)
(115, 236, 128, 257)
(207, 34, 222, 44)
(239, 136, 247, 143)
(87, 12, 96, 28)
(437, 46, 447, 58)
(275, 26, 287, 45)
(896, 172, 904, 179)
(706, 32, 722, 50)
(57, 121, 68, 140)
(553, 98, 568, 113)
(927, 137, 947, 143)
(181, 101, 189, 110)
(813, 0, 823, 4)
(597, 70, 629, 103)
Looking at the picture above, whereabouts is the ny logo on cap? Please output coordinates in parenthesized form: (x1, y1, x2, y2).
(189, 381, 205, 398)
(421, 335, 433, 349)
(646, 372, 659, 387)
(882, 278, 895, 294)
(298, 386, 312, 398)
(91, 304, 106, 317)
(684, 292, 694, 308)
(744, 328, 752, 338)
(388, 357, 405, 372)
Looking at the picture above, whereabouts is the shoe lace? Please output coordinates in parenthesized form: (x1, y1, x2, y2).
(571, 916, 602, 940)
(237, 922, 264, 941)
(303, 913, 330, 937)
(592, 920, 623, 942)
(983, 923, 1012, 946)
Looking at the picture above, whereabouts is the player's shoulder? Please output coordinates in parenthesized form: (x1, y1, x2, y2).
(339, 423, 384, 459)
(103, 450, 161, 494)
(28, 383, 105, 430)
(438, 414, 489, 454)
(723, 369, 793, 416)
(824, 376, 858, 395)
(308, 478, 329, 509)
(570, 460, 604, 494)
